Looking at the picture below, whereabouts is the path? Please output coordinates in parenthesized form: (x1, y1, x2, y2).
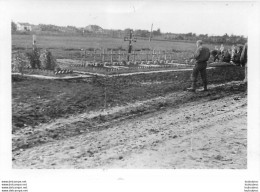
(12, 81, 247, 169)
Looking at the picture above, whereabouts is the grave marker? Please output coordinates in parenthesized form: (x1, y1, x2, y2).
(124, 30, 137, 61)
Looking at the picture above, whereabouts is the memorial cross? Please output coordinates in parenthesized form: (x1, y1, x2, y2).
(124, 30, 137, 61)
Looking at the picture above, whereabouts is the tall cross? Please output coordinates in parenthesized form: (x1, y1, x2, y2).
(32, 34, 37, 50)
(124, 30, 137, 61)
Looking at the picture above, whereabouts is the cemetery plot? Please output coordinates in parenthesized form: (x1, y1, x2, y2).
(12, 34, 221, 76)
(12, 66, 245, 133)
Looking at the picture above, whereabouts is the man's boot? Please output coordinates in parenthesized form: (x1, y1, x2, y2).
(187, 82, 196, 92)
(198, 83, 208, 92)
(203, 83, 208, 91)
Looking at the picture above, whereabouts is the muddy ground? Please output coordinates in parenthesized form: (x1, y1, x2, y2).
(12, 81, 247, 169)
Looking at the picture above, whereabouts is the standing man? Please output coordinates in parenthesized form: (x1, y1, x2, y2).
(187, 40, 210, 92)
(240, 42, 248, 83)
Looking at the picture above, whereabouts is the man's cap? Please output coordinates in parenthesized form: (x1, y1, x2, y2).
(197, 40, 203, 45)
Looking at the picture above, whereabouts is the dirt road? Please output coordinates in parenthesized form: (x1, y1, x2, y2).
(12, 81, 247, 169)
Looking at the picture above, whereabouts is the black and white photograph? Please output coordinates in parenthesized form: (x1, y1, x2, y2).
(0, 0, 260, 191)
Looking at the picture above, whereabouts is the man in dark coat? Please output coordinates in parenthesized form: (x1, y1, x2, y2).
(211, 47, 220, 62)
(222, 50, 231, 63)
(187, 40, 211, 92)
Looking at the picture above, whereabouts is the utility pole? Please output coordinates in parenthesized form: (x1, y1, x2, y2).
(149, 23, 153, 42)
(124, 30, 137, 61)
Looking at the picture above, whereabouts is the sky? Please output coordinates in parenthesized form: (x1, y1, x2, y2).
(6, 0, 257, 36)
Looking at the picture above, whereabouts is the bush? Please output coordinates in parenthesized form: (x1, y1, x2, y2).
(40, 50, 57, 70)
(26, 48, 41, 69)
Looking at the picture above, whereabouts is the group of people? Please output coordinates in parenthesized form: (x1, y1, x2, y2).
(187, 40, 247, 92)
(211, 44, 245, 66)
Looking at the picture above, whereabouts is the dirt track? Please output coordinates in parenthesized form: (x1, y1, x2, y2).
(12, 81, 247, 169)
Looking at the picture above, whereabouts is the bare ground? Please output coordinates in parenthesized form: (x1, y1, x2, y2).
(12, 81, 247, 169)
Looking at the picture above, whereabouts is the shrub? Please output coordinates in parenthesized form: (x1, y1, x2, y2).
(40, 50, 57, 70)
(12, 52, 29, 73)
(26, 48, 41, 69)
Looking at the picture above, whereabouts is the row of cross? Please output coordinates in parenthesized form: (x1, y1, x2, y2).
(31, 30, 138, 62)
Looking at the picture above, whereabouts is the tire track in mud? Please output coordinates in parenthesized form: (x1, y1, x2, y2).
(13, 82, 247, 169)
(12, 81, 246, 152)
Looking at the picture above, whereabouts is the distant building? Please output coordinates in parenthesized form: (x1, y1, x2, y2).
(16, 23, 32, 31)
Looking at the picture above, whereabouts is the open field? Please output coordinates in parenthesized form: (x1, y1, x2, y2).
(12, 34, 218, 60)
(12, 34, 201, 51)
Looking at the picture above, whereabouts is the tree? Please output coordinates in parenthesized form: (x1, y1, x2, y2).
(26, 48, 41, 69)
(134, 29, 149, 37)
(124, 28, 132, 35)
(186, 32, 193, 37)
(152, 28, 161, 36)
(11, 21, 17, 33)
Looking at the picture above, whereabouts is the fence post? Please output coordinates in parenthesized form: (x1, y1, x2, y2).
(152, 50, 155, 61)
(94, 49, 96, 63)
(118, 50, 121, 62)
(133, 50, 135, 62)
(110, 50, 113, 63)
(102, 48, 105, 63)
(84, 49, 86, 66)
(164, 51, 167, 60)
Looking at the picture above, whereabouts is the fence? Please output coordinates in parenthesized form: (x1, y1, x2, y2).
(12, 49, 192, 75)
(80, 49, 187, 64)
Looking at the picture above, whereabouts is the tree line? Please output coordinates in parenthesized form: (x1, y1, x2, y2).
(12, 22, 247, 45)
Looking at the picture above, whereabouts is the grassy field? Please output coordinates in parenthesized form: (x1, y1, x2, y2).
(12, 34, 218, 60)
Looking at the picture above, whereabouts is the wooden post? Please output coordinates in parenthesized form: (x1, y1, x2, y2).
(32, 34, 36, 50)
(93, 49, 96, 63)
(149, 23, 153, 42)
(102, 49, 105, 63)
(146, 50, 149, 62)
(104, 86, 107, 109)
(84, 49, 87, 66)
(119, 50, 121, 62)
(152, 50, 155, 61)
(133, 50, 135, 62)
(110, 50, 113, 63)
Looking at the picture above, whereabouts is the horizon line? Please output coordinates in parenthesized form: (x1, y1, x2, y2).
(12, 20, 247, 37)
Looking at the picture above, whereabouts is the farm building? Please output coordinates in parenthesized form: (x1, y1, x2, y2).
(16, 22, 32, 31)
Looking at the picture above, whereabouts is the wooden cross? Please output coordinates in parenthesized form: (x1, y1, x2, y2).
(32, 34, 37, 50)
(124, 30, 137, 61)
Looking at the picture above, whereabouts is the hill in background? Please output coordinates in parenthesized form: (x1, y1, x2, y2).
(11, 21, 247, 45)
